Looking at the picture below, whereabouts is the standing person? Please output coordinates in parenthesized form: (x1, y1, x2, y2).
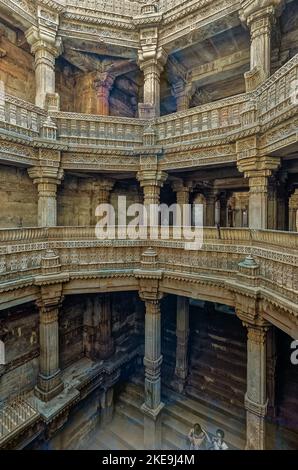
(211, 429, 229, 450)
(188, 423, 211, 450)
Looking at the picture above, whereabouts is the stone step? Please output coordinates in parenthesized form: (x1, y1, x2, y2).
(163, 387, 245, 445)
(115, 402, 144, 429)
(108, 414, 144, 450)
(189, 362, 246, 390)
(188, 370, 246, 403)
(186, 378, 245, 411)
(185, 384, 245, 421)
(88, 429, 128, 450)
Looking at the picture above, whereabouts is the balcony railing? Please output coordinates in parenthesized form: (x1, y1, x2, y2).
(0, 227, 297, 305)
(156, 95, 247, 146)
(0, 93, 46, 139)
(0, 396, 39, 446)
(52, 112, 145, 149)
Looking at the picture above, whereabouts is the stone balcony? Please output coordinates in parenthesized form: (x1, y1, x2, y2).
(0, 226, 297, 338)
(0, 55, 296, 167)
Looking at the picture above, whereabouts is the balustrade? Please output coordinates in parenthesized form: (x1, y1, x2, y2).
(0, 396, 39, 445)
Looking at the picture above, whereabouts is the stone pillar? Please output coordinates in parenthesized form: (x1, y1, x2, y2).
(35, 300, 64, 401)
(266, 327, 277, 420)
(171, 80, 192, 112)
(100, 387, 114, 426)
(172, 180, 192, 226)
(28, 167, 63, 227)
(137, 170, 167, 225)
(247, 173, 270, 229)
(289, 189, 298, 231)
(241, 0, 284, 90)
(94, 294, 114, 360)
(244, 323, 268, 450)
(173, 296, 189, 392)
(93, 72, 115, 116)
(92, 178, 115, 225)
(26, 27, 62, 109)
(219, 192, 228, 227)
(141, 298, 164, 449)
(267, 178, 278, 230)
(205, 190, 217, 226)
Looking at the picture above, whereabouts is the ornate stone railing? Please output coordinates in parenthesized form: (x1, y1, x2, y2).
(52, 112, 145, 149)
(0, 396, 39, 446)
(156, 95, 247, 146)
(0, 93, 46, 139)
(254, 54, 298, 127)
(0, 227, 297, 307)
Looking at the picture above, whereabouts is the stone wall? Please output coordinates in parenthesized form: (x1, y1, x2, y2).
(59, 296, 84, 370)
(0, 303, 39, 402)
(112, 292, 139, 349)
(0, 165, 38, 228)
(0, 25, 35, 102)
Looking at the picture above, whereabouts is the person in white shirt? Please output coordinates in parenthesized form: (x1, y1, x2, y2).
(188, 423, 211, 450)
(211, 429, 229, 450)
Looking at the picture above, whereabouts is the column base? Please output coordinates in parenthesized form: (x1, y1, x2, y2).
(171, 377, 187, 394)
(35, 370, 64, 402)
(142, 402, 164, 450)
(245, 395, 268, 450)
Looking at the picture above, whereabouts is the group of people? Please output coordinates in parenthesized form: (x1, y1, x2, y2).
(188, 423, 228, 450)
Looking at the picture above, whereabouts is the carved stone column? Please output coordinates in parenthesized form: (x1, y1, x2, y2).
(205, 189, 217, 226)
(141, 297, 164, 449)
(172, 296, 189, 392)
(289, 189, 298, 232)
(172, 180, 192, 226)
(34, 251, 68, 402)
(237, 149, 280, 229)
(28, 167, 64, 227)
(100, 387, 114, 426)
(137, 170, 167, 225)
(139, 53, 167, 117)
(241, 0, 284, 90)
(171, 80, 193, 112)
(93, 72, 115, 116)
(135, 248, 164, 449)
(219, 192, 228, 227)
(244, 323, 268, 450)
(26, 27, 62, 109)
(92, 178, 115, 225)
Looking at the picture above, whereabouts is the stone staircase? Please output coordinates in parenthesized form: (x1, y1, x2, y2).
(85, 375, 246, 450)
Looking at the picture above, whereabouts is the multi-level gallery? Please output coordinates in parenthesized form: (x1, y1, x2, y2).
(0, 0, 297, 451)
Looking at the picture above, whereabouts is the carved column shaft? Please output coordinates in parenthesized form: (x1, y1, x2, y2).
(93, 73, 115, 116)
(245, 324, 268, 450)
(26, 24, 62, 109)
(205, 190, 217, 226)
(173, 296, 189, 391)
(141, 61, 163, 117)
(35, 304, 64, 402)
(141, 297, 164, 449)
(289, 189, 298, 231)
(248, 175, 269, 229)
(28, 168, 63, 227)
(248, 8, 274, 80)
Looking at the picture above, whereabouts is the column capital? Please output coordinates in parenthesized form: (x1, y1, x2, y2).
(26, 26, 62, 58)
(138, 46, 167, 74)
(137, 170, 167, 188)
(244, 323, 269, 344)
(237, 154, 281, 178)
(240, 0, 285, 25)
(28, 166, 64, 187)
(93, 71, 115, 95)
